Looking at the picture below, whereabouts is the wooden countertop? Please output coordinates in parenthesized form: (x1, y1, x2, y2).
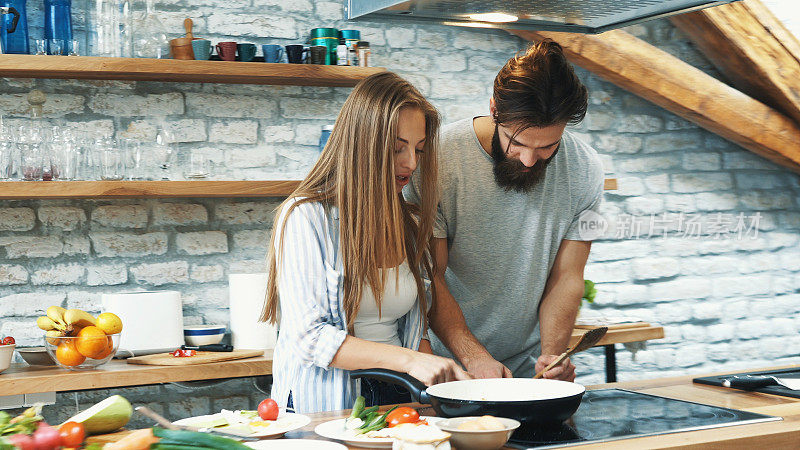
(0, 324, 662, 396)
(0, 354, 272, 396)
(87, 364, 800, 448)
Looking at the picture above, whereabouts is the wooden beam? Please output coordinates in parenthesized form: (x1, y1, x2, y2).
(671, 0, 800, 124)
(509, 29, 800, 173)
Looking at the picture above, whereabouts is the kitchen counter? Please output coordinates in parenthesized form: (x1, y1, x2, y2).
(0, 324, 662, 396)
(86, 364, 800, 448)
(0, 353, 272, 396)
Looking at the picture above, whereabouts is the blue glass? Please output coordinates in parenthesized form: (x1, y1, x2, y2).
(44, 0, 72, 54)
(1, 0, 28, 54)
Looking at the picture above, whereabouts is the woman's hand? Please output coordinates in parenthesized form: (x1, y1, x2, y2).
(405, 351, 473, 386)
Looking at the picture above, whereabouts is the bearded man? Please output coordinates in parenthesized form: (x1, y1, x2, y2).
(406, 39, 604, 380)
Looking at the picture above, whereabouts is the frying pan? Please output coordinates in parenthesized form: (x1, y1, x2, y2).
(351, 369, 585, 424)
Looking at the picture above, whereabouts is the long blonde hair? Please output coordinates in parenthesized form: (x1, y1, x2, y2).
(261, 72, 440, 332)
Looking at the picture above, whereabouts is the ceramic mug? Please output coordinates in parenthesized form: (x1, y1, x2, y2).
(262, 44, 284, 63)
(237, 43, 256, 62)
(192, 39, 212, 60)
(308, 45, 327, 65)
(216, 41, 237, 61)
(285, 44, 306, 64)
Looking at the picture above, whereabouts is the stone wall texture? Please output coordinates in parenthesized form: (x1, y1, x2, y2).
(1, 0, 799, 423)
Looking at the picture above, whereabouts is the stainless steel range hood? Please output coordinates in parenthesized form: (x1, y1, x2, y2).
(346, 0, 741, 34)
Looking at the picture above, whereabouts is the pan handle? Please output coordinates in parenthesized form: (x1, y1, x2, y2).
(350, 369, 431, 404)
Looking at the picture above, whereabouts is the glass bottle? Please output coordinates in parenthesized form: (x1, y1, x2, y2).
(1, 0, 29, 54)
(132, 0, 168, 58)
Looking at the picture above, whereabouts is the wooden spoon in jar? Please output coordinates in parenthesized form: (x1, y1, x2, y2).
(184, 18, 194, 40)
(533, 326, 608, 379)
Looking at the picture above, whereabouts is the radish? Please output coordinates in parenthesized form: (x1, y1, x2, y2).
(32, 423, 62, 450)
(7, 433, 35, 450)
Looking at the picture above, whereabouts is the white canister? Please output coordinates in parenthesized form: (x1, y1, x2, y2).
(229, 273, 277, 350)
(101, 290, 184, 355)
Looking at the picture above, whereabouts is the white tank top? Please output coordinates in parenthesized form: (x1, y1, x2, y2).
(353, 261, 418, 347)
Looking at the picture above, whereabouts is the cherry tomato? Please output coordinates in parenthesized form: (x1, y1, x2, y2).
(386, 407, 420, 427)
(257, 398, 279, 421)
(59, 422, 86, 448)
(1, 336, 14, 345)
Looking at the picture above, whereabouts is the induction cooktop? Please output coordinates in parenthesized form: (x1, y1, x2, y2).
(505, 389, 780, 449)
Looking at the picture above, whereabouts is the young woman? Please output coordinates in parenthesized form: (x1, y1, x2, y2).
(262, 72, 471, 413)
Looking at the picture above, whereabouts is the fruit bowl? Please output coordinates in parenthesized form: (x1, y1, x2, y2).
(44, 333, 120, 370)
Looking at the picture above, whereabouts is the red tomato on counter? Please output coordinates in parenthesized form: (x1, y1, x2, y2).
(258, 398, 279, 421)
(386, 407, 420, 427)
(171, 349, 196, 357)
(1, 336, 14, 345)
(59, 422, 85, 448)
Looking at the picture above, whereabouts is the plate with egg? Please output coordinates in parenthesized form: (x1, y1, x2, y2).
(173, 409, 311, 439)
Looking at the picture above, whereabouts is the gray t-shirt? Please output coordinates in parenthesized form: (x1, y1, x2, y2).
(405, 117, 604, 377)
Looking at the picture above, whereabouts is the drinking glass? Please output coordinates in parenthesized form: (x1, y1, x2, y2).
(48, 38, 65, 55)
(69, 39, 80, 56)
(121, 138, 143, 179)
(184, 152, 211, 179)
(99, 146, 124, 180)
(34, 39, 47, 55)
(154, 124, 175, 180)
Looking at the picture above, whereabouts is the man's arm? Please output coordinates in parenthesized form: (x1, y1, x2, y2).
(535, 239, 592, 381)
(429, 238, 513, 378)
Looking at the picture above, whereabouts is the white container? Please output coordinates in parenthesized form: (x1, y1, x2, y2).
(229, 273, 277, 350)
(101, 291, 184, 356)
(0, 344, 15, 374)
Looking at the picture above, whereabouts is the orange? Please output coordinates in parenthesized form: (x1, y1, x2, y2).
(56, 339, 86, 367)
(90, 336, 115, 360)
(76, 326, 108, 358)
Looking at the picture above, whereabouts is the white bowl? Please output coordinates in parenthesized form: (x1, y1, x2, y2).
(0, 344, 16, 374)
(435, 416, 520, 450)
(184, 325, 225, 346)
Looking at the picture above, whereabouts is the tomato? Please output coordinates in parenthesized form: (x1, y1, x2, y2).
(171, 349, 196, 357)
(257, 398, 279, 421)
(1, 336, 14, 345)
(59, 421, 85, 448)
(386, 407, 420, 428)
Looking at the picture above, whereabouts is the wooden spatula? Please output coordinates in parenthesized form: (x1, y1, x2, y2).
(534, 326, 608, 379)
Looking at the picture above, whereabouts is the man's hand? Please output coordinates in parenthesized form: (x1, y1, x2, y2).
(535, 355, 576, 381)
(463, 355, 513, 379)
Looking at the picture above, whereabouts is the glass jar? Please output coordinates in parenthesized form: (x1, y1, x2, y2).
(132, 0, 168, 58)
(88, 0, 132, 57)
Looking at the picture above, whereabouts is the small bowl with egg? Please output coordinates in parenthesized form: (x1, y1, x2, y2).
(434, 415, 520, 450)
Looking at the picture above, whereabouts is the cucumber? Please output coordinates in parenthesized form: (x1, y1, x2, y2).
(152, 428, 250, 450)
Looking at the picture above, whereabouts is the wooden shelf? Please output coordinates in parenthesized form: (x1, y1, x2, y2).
(0, 55, 385, 86)
(0, 180, 300, 199)
(569, 324, 664, 348)
(0, 178, 618, 199)
(0, 355, 272, 396)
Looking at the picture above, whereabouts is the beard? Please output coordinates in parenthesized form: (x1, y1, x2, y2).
(491, 126, 558, 193)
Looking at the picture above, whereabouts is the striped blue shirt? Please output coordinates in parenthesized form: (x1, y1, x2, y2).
(270, 199, 427, 413)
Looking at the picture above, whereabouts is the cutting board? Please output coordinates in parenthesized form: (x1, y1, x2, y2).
(126, 349, 264, 366)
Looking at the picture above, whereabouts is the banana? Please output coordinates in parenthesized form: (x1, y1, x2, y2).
(37, 316, 57, 331)
(46, 306, 68, 327)
(45, 329, 65, 345)
(64, 309, 97, 329)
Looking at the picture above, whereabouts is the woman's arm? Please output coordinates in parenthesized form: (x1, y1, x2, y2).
(330, 335, 470, 386)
